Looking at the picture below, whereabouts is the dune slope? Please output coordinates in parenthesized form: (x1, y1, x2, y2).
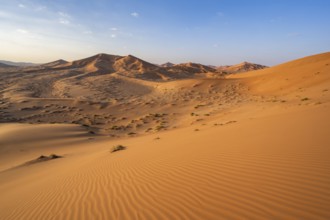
(0, 104, 329, 220)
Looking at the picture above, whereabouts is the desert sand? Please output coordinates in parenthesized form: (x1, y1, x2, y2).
(0, 52, 330, 219)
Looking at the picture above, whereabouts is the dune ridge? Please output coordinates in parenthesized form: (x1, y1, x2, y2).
(218, 62, 268, 74)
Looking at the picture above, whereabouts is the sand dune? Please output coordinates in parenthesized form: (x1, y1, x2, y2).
(41, 59, 68, 68)
(0, 63, 15, 68)
(0, 123, 89, 171)
(0, 52, 330, 219)
(218, 62, 268, 74)
(229, 52, 330, 94)
(1, 105, 329, 219)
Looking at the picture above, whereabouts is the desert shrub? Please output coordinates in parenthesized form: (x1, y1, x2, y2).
(49, 154, 62, 159)
(111, 145, 126, 153)
(155, 125, 165, 131)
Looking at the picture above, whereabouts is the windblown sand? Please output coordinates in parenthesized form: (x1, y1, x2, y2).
(0, 52, 330, 219)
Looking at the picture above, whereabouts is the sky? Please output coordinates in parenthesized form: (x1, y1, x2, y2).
(0, 0, 330, 66)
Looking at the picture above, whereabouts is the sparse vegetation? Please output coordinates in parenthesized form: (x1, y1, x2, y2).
(301, 97, 310, 101)
(194, 104, 205, 109)
(33, 154, 63, 163)
(111, 145, 126, 153)
(145, 128, 153, 132)
(149, 113, 167, 118)
(49, 154, 62, 159)
(111, 125, 121, 130)
(155, 125, 165, 131)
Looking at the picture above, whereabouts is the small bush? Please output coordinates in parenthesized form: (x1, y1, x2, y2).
(111, 145, 126, 153)
(155, 125, 165, 131)
(49, 154, 62, 159)
(37, 154, 62, 161)
(301, 97, 310, 101)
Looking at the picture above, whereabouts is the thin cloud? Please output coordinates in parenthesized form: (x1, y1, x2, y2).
(0, 11, 11, 18)
(58, 12, 71, 25)
(58, 12, 70, 18)
(35, 6, 47, 11)
(111, 34, 117, 38)
(18, 4, 26, 8)
(110, 27, 118, 31)
(131, 12, 139, 18)
(16, 29, 29, 34)
(59, 19, 70, 25)
(83, 30, 93, 35)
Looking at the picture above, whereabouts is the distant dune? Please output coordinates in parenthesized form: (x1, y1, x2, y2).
(0, 52, 329, 219)
(1, 54, 268, 80)
(218, 61, 268, 74)
(0, 62, 15, 68)
(0, 60, 37, 67)
(167, 62, 217, 75)
(160, 62, 175, 67)
(40, 59, 68, 68)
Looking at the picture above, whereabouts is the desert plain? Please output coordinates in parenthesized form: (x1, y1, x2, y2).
(0, 52, 330, 219)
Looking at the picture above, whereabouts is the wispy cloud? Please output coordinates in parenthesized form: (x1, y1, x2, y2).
(58, 12, 70, 18)
(0, 10, 11, 19)
(83, 30, 93, 35)
(58, 11, 71, 25)
(16, 29, 29, 34)
(35, 6, 47, 12)
(59, 19, 69, 25)
(217, 12, 224, 17)
(17, 3, 46, 11)
(131, 12, 139, 18)
(110, 27, 118, 31)
(111, 34, 117, 38)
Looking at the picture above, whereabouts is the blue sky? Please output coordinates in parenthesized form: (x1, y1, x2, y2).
(0, 0, 329, 66)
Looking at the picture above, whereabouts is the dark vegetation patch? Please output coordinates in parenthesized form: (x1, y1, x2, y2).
(111, 145, 126, 153)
